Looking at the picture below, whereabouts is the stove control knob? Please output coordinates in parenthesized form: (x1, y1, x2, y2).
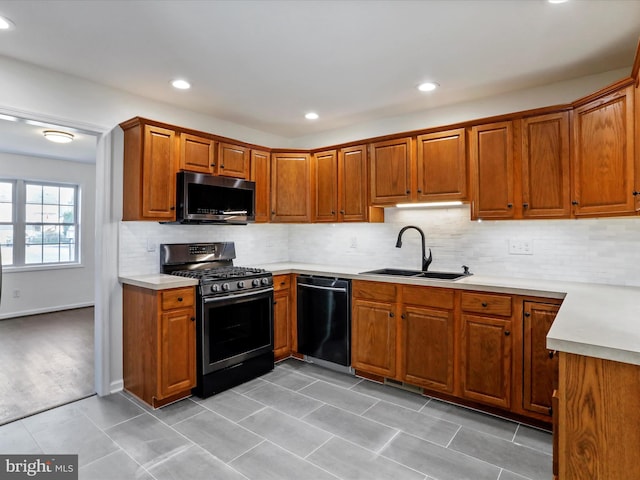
(237, 281, 245, 289)
(211, 284, 220, 293)
(222, 283, 230, 291)
(252, 279, 260, 287)
(261, 278, 270, 286)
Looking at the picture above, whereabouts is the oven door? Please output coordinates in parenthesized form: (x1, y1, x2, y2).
(201, 287, 273, 375)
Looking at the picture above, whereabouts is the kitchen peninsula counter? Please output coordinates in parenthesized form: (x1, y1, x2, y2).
(247, 262, 640, 368)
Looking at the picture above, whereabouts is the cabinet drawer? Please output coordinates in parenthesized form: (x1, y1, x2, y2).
(461, 292, 512, 316)
(274, 274, 291, 291)
(402, 285, 454, 310)
(352, 280, 397, 303)
(161, 287, 195, 310)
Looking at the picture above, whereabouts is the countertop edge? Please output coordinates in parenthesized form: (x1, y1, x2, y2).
(119, 274, 199, 290)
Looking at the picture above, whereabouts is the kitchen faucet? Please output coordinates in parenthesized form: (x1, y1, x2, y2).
(395, 225, 432, 272)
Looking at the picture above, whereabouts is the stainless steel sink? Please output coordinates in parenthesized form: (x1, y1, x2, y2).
(360, 268, 468, 281)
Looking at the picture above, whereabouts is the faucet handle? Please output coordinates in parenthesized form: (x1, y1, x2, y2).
(462, 265, 471, 275)
(423, 248, 433, 272)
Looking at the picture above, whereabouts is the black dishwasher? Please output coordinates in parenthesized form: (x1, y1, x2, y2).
(296, 276, 351, 367)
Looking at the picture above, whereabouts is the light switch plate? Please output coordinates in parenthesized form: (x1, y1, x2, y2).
(508, 239, 533, 255)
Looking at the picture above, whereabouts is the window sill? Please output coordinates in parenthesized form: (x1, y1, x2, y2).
(2, 263, 84, 274)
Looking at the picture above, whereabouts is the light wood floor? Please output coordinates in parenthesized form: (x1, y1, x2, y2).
(0, 307, 94, 425)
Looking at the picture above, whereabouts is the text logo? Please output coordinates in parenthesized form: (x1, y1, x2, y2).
(0, 455, 78, 480)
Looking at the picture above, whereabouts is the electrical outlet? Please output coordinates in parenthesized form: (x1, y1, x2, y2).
(508, 239, 533, 255)
(349, 236, 358, 249)
(146, 238, 156, 253)
(12, 289, 20, 298)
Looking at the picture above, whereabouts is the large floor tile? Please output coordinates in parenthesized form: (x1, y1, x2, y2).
(363, 401, 459, 446)
(239, 407, 332, 457)
(0, 420, 43, 454)
(79, 449, 153, 480)
(173, 410, 262, 463)
(148, 445, 247, 480)
(299, 380, 378, 414)
(381, 432, 501, 480)
(149, 397, 205, 425)
(350, 379, 429, 411)
(231, 377, 269, 394)
(76, 392, 145, 429)
(307, 436, 425, 480)
(230, 441, 339, 480)
(303, 404, 398, 452)
(196, 389, 265, 422)
(449, 427, 552, 480)
(421, 398, 518, 440)
(498, 470, 531, 480)
(105, 413, 192, 469)
(244, 382, 323, 418)
(261, 367, 317, 391)
(513, 425, 553, 455)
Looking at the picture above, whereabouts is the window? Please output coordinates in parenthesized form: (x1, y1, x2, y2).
(0, 180, 79, 267)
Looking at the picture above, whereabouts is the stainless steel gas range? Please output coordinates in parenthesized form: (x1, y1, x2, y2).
(160, 242, 274, 398)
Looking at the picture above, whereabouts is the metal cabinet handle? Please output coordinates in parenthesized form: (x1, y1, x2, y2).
(523, 203, 529, 208)
(331, 210, 335, 214)
(389, 312, 395, 318)
(633, 191, 639, 196)
(221, 164, 225, 168)
(340, 210, 345, 214)
(507, 203, 513, 208)
(210, 163, 216, 167)
(504, 330, 511, 336)
(177, 297, 183, 302)
(572, 200, 579, 206)
(170, 206, 176, 210)
(524, 312, 531, 317)
(401, 314, 405, 319)
(549, 351, 554, 359)
(417, 189, 422, 193)
(481, 302, 488, 307)
(190, 317, 195, 322)
(406, 190, 411, 194)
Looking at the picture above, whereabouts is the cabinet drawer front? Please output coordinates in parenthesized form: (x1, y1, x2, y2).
(274, 274, 291, 291)
(161, 288, 195, 310)
(402, 286, 454, 309)
(352, 280, 397, 302)
(461, 292, 511, 316)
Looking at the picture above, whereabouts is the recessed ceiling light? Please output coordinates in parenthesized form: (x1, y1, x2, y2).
(305, 112, 319, 120)
(548, 0, 569, 3)
(171, 79, 191, 90)
(418, 82, 439, 92)
(0, 15, 14, 30)
(43, 130, 74, 143)
(0, 113, 18, 122)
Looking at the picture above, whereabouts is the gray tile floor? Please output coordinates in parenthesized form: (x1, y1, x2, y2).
(0, 358, 552, 480)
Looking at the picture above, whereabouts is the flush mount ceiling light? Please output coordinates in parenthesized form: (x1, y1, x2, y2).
(396, 201, 463, 209)
(43, 130, 74, 143)
(548, 0, 569, 3)
(417, 82, 439, 92)
(0, 15, 15, 30)
(171, 79, 191, 90)
(0, 113, 18, 122)
(305, 112, 319, 120)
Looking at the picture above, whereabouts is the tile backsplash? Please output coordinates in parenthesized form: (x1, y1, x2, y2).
(119, 206, 640, 287)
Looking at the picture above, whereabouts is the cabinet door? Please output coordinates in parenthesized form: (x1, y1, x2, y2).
(271, 152, 311, 222)
(370, 137, 413, 205)
(273, 289, 291, 360)
(402, 305, 454, 393)
(521, 112, 571, 218)
(142, 125, 177, 219)
(416, 128, 467, 202)
(338, 145, 368, 222)
(523, 301, 559, 415)
(218, 142, 250, 178)
(313, 150, 338, 222)
(352, 299, 397, 378)
(250, 149, 271, 223)
(469, 121, 515, 219)
(159, 307, 196, 399)
(461, 313, 512, 408)
(572, 85, 635, 216)
(179, 133, 215, 173)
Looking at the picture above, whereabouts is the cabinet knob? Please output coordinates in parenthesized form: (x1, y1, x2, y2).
(548, 407, 553, 416)
(340, 210, 345, 214)
(572, 200, 579, 206)
(406, 190, 411, 194)
(417, 189, 422, 193)
(210, 163, 216, 167)
(271, 211, 276, 215)
(507, 203, 513, 209)
(280, 281, 286, 286)
(331, 210, 335, 214)
(389, 312, 395, 318)
(634, 191, 639, 196)
(524, 312, 531, 317)
(481, 302, 488, 307)
(273, 301, 278, 305)
(523, 203, 529, 208)
(504, 330, 511, 336)
(190, 317, 195, 322)
(401, 314, 405, 319)
(170, 206, 176, 210)
(177, 297, 183, 302)
(549, 351, 555, 359)
(221, 164, 225, 168)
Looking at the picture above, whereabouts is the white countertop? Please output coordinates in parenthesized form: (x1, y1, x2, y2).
(121, 263, 640, 367)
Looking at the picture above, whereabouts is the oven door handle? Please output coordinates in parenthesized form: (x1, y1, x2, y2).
(203, 287, 274, 303)
(298, 283, 348, 293)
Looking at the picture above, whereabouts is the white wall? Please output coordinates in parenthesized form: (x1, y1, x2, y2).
(289, 207, 640, 287)
(0, 152, 96, 318)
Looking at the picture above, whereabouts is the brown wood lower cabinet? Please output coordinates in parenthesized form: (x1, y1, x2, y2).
(123, 284, 196, 408)
(273, 274, 292, 360)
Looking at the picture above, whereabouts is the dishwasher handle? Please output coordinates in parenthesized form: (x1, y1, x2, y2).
(298, 283, 348, 293)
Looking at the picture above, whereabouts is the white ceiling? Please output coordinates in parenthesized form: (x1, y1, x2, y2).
(0, 0, 639, 160)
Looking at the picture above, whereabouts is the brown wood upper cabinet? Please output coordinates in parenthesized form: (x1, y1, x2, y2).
(521, 112, 571, 218)
(469, 121, 515, 220)
(250, 149, 271, 223)
(572, 85, 636, 217)
(370, 137, 413, 205)
(179, 132, 216, 173)
(312, 149, 338, 222)
(271, 152, 311, 222)
(122, 119, 178, 221)
(416, 128, 467, 202)
(217, 142, 250, 179)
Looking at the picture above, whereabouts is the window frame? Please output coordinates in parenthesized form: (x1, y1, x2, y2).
(0, 178, 81, 269)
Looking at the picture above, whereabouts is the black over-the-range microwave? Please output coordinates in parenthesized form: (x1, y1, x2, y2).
(169, 171, 256, 225)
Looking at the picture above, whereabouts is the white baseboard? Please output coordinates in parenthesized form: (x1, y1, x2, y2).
(109, 379, 124, 395)
(0, 302, 95, 320)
